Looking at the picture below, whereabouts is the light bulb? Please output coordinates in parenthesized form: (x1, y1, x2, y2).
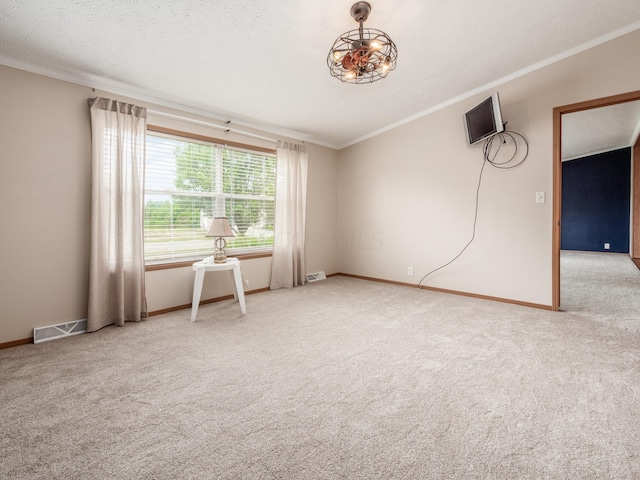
(344, 70, 356, 80)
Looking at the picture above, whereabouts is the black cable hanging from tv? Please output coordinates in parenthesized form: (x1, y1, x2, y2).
(483, 128, 529, 168)
(417, 129, 528, 288)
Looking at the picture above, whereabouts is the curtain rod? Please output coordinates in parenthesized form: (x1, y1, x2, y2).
(147, 109, 278, 144)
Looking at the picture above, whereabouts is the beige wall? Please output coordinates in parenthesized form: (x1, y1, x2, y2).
(0, 65, 339, 344)
(0, 67, 93, 344)
(337, 29, 640, 307)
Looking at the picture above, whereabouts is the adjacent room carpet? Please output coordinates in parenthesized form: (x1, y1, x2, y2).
(1, 251, 639, 479)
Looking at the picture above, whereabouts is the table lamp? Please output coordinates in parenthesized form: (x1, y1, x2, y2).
(205, 217, 236, 263)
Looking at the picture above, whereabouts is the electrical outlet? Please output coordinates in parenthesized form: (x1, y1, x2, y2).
(408, 267, 414, 277)
(244, 278, 250, 286)
(604, 243, 610, 250)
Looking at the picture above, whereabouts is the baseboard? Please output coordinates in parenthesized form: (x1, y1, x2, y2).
(336, 273, 553, 311)
(0, 337, 33, 350)
(1, 287, 272, 349)
(1, 276, 550, 349)
(148, 287, 270, 316)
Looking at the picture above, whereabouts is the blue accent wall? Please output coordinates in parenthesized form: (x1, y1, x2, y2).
(561, 148, 631, 253)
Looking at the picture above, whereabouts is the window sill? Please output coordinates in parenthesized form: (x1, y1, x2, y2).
(145, 251, 273, 272)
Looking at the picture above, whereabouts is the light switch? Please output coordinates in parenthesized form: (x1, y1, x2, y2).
(535, 191, 545, 204)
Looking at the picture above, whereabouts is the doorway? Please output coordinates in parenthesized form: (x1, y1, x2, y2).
(552, 90, 640, 311)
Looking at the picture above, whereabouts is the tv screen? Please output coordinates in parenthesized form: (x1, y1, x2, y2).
(464, 92, 504, 145)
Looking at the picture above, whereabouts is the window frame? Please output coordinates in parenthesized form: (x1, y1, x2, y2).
(144, 125, 277, 269)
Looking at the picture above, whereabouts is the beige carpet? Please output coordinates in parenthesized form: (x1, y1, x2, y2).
(561, 250, 640, 332)
(1, 251, 639, 479)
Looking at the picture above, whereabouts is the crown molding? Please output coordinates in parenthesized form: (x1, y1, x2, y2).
(338, 21, 640, 150)
(0, 55, 338, 150)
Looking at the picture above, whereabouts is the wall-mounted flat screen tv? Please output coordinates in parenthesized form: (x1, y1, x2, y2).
(464, 92, 504, 145)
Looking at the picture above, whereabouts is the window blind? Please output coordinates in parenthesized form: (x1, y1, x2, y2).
(144, 132, 276, 263)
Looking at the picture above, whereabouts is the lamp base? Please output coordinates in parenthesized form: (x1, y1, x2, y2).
(213, 237, 228, 263)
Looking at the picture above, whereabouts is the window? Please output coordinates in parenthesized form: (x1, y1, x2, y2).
(144, 127, 276, 264)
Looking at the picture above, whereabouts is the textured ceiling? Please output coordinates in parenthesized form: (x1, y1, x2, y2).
(562, 101, 640, 161)
(1, 0, 640, 149)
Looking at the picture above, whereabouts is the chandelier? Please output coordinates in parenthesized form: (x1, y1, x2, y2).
(327, 1, 397, 84)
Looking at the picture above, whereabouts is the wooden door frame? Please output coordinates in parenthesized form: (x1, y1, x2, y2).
(633, 134, 640, 259)
(552, 90, 640, 311)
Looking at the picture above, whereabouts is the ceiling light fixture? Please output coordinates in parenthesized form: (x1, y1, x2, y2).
(327, 1, 397, 84)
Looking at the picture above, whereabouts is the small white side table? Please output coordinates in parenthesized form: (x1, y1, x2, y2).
(191, 256, 246, 322)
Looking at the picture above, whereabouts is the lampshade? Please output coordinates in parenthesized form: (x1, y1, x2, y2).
(327, 2, 397, 84)
(205, 217, 236, 238)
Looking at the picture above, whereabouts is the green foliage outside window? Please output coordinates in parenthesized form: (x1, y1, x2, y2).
(144, 133, 276, 262)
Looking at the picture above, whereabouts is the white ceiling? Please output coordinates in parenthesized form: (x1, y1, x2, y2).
(1, 0, 640, 149)
(562, 101, 640, 161)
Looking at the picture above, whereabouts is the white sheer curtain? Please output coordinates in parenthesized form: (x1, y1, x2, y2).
(88, 97, 147, 332)
(270, 142, 308, 289)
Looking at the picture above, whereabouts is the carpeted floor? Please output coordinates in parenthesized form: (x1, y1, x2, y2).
(1, 251, 639, 479)
(561, 250, 640, 332)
